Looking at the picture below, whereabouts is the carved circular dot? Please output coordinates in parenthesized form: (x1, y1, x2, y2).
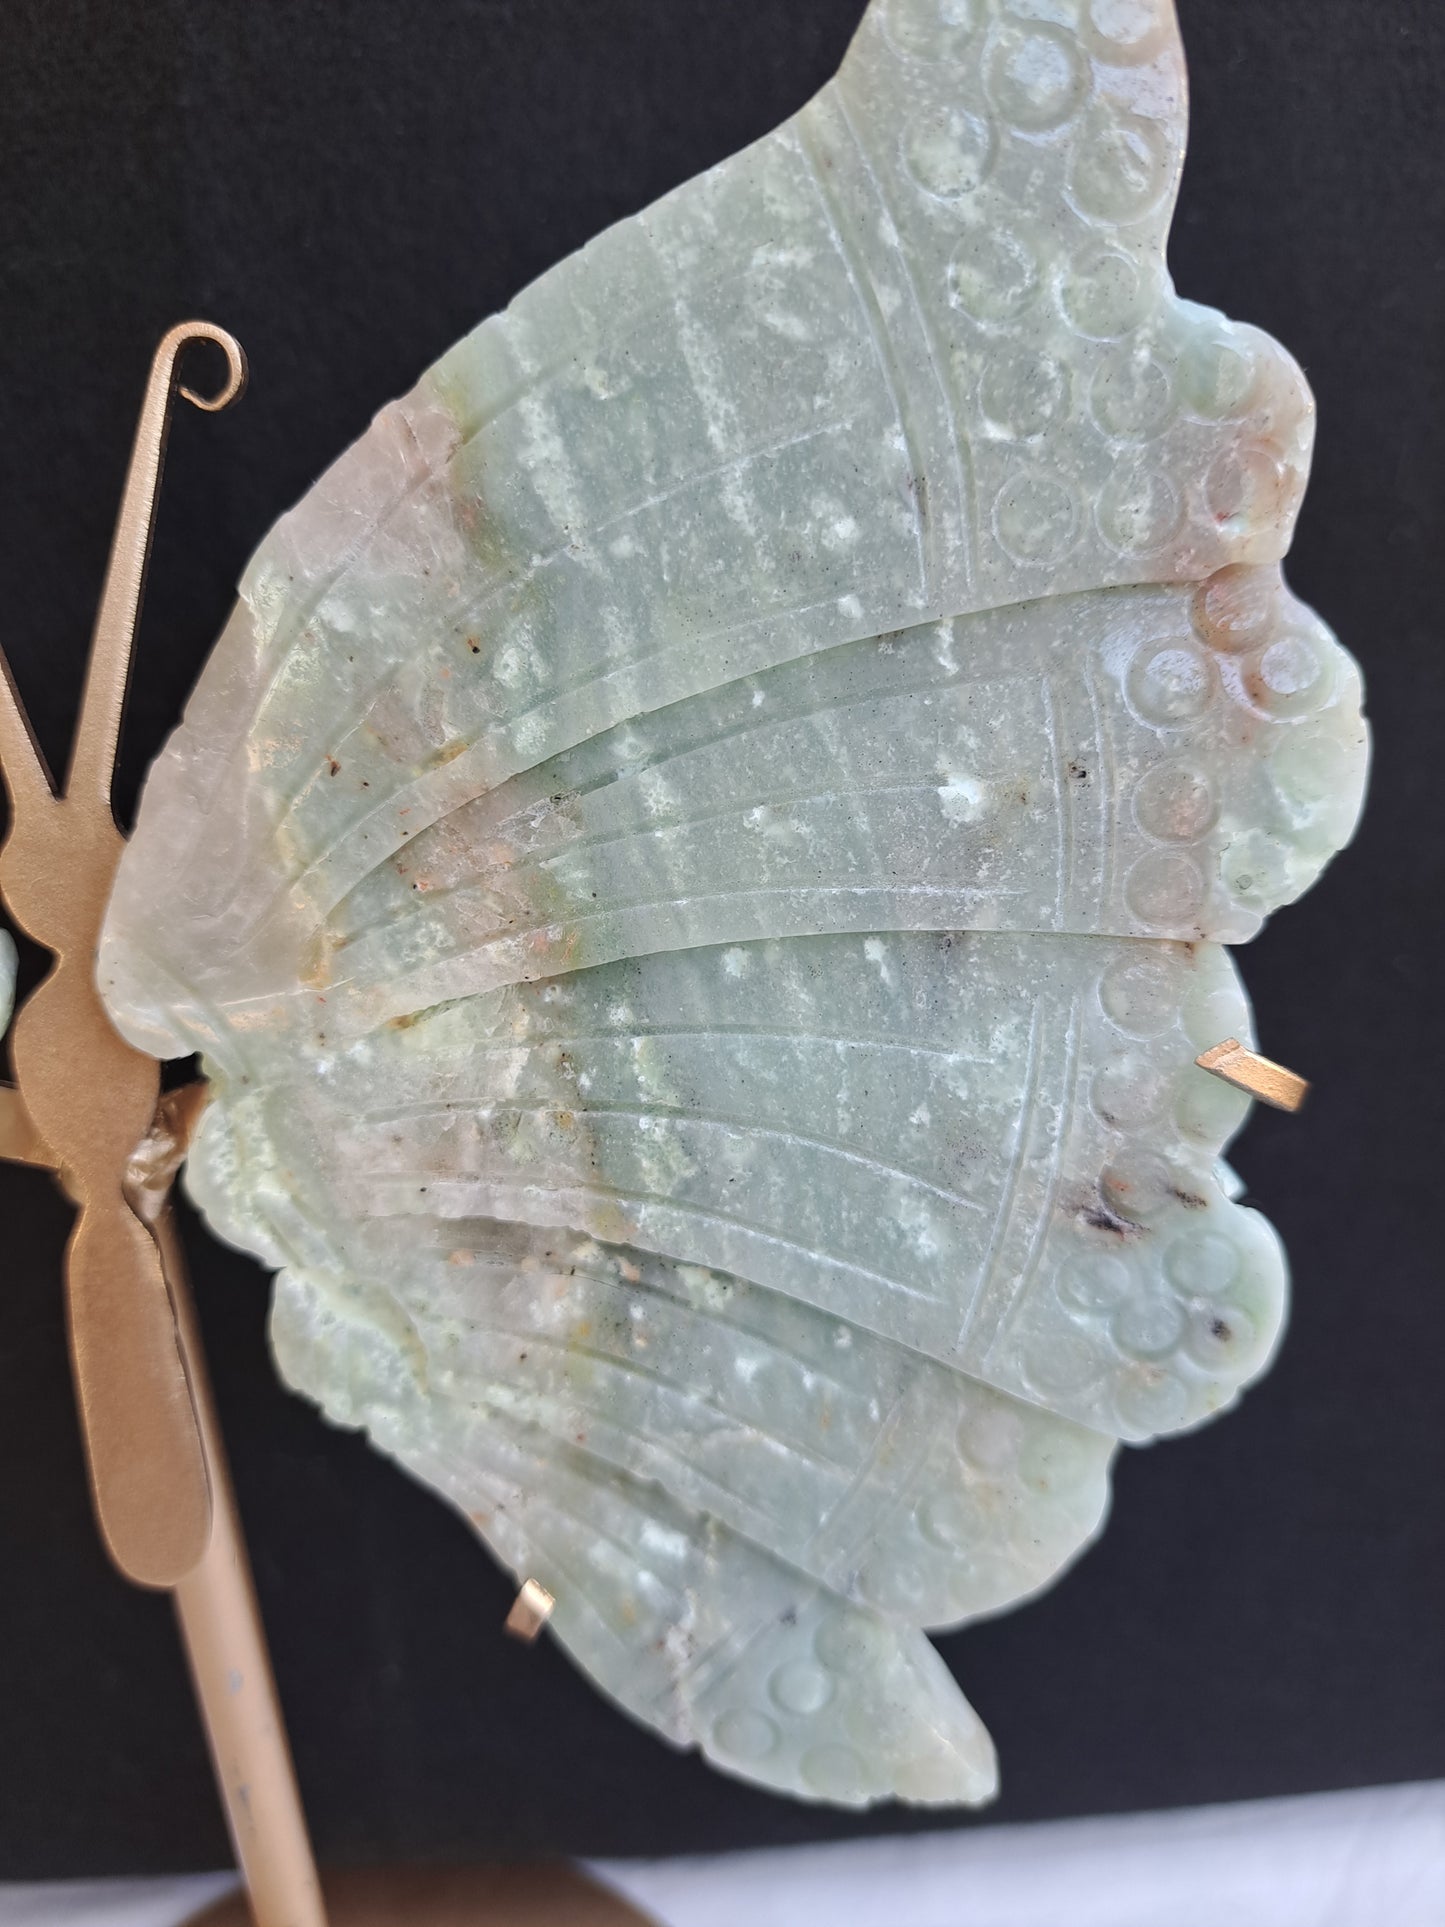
(1184, 1302, 1259, 1371)
(1085, 0, 1169, 62)
(1207, 442, 1288, 537)
(1101, 1148, 1177, 1222)
(771, 1659, 835, 1716)
(882, 0, 980, 60)
(1023, 1331, 1104, 1397)
(1179, 330, 1257, 418)
(1113, 1291, 1186, 1359)
(1219, 829, 1290, 906)
(1175, 1071, 1250, 1144)
(986, 24, 1089, 131)
(949, 228, 1039, 322)
(713, 1709, 780, 1762)
(1090, 353, 1174, 439)
(1182, 981, 1250, 1051)
(1165, 1232, 1242, 1298)
(957, 1403, 1026, 1471)
(1126, 640, 1214, 724)
(815, 1612, 893, 1677)
(1069, 110, 1175, 223)
(870, 1559, 934, 1612)
(1098, 951, 1186, 1038)
(1098, 463, 1182, 554)
(1249, 630, 1332, 716)
(1057, 1252, 1133, 1312)
(920, 1489, 988, 1550)
(1113, 1368, 1189, 1434)
(1194, 564, 1280, 654)
(1133, 762, 1217, 842)
(1125, 849, 1206, 926)
(801, 1744, 870, 1801)
(1271, 730, 1350, 806)
(979, 346, 1070, 439)
(1091, 1053, 1170, 1130)
(993, 469, 1079, 564)
(902, 106, 995, 198)
(1059, 246, 1147, 338)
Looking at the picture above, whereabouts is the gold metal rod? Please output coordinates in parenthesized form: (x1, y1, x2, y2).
(1, 324, 323, 1925)
(0, 328, 252, 1590)
(0, 649, 56, 811)
(153, 1203, 328, 1927)
(66, 322, 246, 816)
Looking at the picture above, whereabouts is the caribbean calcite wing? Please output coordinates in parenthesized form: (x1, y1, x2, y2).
(96, 0, 1368, 1807)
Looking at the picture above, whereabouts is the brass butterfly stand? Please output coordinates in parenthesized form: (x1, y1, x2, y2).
(0, 325, 647, 1927)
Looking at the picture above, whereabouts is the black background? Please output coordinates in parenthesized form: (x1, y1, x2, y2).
(0, 0, 1441, 1878)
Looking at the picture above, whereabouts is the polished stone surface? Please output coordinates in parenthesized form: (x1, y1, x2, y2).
(0, 932, 13, 1037)
(98, 0, 1368, 1806)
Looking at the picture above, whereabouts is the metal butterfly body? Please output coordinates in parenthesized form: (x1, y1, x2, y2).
(95, 0, 1368, 1805)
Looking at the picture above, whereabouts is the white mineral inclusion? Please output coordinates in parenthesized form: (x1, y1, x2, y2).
(94, 0, 1369, 1807)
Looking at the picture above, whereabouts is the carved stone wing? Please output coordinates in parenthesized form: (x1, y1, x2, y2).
(98, 0, 1367, 1805)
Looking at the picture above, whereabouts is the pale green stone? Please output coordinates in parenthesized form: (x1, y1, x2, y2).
(0, 932, 14, 1035)
(92, 0, 1369, 1808)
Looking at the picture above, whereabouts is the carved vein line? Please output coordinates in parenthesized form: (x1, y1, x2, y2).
(792, 115, 931, 603)
(348, 1100, 990, 1219)
(363, 1176, 945, 1309)
(268, 415, 863, 841)
(823, 86, 975, 599)
(962, 998, 1046, 1350)
(1082, 659, 1117, 918)
(988, 991, 1084, 1362)
(1042, 671, 1074, 915)
(336, 1027, 995, 1074)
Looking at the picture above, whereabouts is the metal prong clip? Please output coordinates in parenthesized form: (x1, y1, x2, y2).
(1195, 1039, 1310, 1113)
(505, 1579, 556, 1644)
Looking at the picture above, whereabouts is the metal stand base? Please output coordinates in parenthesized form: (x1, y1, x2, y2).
(182, 1864, 653, 1926)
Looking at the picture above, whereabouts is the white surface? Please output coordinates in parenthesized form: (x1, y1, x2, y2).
(0, 1879, 235, 1927)
(1, 1782, 1440, 1926)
